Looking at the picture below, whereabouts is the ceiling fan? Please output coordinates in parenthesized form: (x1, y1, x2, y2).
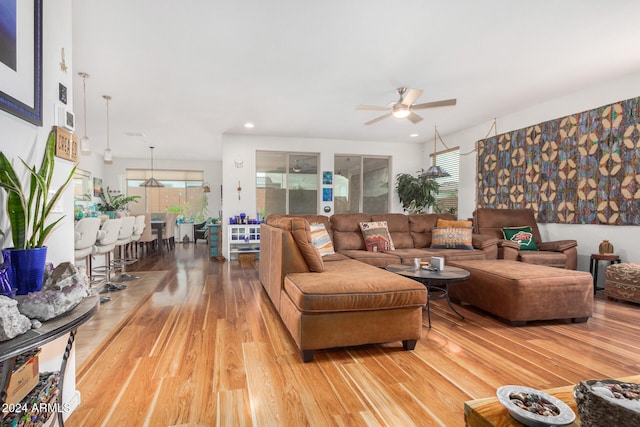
(356, 87, 456, 125)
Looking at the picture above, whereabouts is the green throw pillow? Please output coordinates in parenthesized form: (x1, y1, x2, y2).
(502, 226, 538, 251)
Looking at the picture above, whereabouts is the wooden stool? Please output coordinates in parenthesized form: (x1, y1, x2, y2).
(589, 253, 621, 294)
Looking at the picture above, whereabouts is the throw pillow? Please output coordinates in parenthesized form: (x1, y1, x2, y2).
(359, 221, 395, 252)
(430, 227, 474, 250)
(437, 218, 473, 228)
(309, 223, 335, 257)
(290, 218, 325, 272)
(502, 226, 538, 251)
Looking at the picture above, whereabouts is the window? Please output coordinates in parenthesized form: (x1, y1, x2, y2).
(334, 155, 390, 214)
(256, 151, 318, 216)
(431, 147, 459, 214)
(126, 169, 205, 218)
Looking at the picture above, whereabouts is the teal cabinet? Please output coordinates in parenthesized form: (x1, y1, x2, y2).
(208, 224, 224, 261)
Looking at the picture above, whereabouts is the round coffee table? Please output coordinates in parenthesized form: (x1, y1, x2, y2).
(385, 263, 470, 328)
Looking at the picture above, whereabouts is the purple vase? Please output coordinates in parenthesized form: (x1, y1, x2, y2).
(0, 249, 14, 298)
(7, 247, 48, 295)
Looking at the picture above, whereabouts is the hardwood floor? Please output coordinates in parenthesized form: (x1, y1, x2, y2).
(67, 243, 640, 426)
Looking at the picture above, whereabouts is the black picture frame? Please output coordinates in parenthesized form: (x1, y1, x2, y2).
(0, 0, 43, 126)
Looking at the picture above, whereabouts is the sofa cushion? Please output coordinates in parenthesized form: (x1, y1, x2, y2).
(431, 227, 474, 250)
(331, 213, 371, 251)
(290, 218, 325, 272)
(408, 213, 456, 248)
(437, 218, 473, 228)
(309, 223, 335, 257)
(371, 213, 414, 249)
(502, 226, 538, 251)
(339, 249, 401, 267)
(284, 259, 427, 312)
(359, 221, 395, 252)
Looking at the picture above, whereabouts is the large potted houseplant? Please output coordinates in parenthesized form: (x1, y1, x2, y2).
(395, 170, 441, 213)
(0, 131, 76, 295)
(96, 187, 140, 218)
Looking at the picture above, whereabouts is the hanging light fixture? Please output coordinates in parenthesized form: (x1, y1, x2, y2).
(140, 146, 164, 187)
(422, 126, 450, 178)
(78, 72, 91, 154)
(103, 95, 113, 164)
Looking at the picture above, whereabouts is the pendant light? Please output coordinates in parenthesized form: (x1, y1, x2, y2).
(141, 146, 164, 187)
(103, 95, 113, 164)
(422, 126, 450, 178)
(78, 72, 91, 154)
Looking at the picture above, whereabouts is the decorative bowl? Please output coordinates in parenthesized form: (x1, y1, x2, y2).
(496, 385, 576, 427)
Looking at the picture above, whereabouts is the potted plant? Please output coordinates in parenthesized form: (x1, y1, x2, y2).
(96, 187, 140, 218)
(0, 131, 76, 294)
(395, 170, 441, 213)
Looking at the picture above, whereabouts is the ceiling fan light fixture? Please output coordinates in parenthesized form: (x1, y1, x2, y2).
(392, 104, 411, 119)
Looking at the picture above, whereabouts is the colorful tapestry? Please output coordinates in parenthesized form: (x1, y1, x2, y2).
(476, 96, 640, 225)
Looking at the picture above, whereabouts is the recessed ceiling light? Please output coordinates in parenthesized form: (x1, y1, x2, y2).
(244, 122, 255, 128)
(410, 133, 419, 137)
(125, 131, 146, 137)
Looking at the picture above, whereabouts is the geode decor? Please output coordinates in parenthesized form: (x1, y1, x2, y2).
(574, 379, 640, 427)
(0, 296, 31, 341)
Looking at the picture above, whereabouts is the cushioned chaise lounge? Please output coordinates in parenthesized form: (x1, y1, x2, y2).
(448, 260, 593, 325)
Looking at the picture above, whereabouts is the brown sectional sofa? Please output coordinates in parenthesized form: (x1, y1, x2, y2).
(327, 212, 499, 266)
(259, 216, 427, 362)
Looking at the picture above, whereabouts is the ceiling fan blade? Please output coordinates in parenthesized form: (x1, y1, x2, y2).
(407, 112, 423, 124)
(365, 112, 392, 125)
(412, 98, 457, 109)
(401, 88, 423, 106)
(356, 105, 389, 111)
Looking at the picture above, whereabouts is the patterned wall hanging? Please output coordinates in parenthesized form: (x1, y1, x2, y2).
(476, 96, 640, 225)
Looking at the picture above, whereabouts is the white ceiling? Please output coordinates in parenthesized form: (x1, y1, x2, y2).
(71, 0, 640, 162)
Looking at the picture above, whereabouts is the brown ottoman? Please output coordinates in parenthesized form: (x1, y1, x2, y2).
(605, 263, 640, 304)
(449, 260, 593, 326)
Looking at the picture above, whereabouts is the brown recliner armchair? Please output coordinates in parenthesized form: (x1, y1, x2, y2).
(473, 208, 577, 270)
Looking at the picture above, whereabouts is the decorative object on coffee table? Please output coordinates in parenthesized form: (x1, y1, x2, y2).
(573, 379, 640, 427)
(496, 385, 575, 427)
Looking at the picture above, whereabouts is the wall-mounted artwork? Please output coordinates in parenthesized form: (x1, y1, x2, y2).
(0, 0, 43, 126)
(476, 95, 640, 225)
(93, 177, 103, 197)
(322, 187, 333, 202)
(322, 171, 333, 185)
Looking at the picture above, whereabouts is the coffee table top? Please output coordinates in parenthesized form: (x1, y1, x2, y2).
(386, 264, 470, 282)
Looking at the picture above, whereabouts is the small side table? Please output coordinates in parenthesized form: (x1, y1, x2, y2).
(589, 253, 621, 294)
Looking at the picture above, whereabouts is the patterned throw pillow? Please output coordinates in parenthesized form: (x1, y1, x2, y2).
(430, 227, 474, 250)
(309, 223, 335, 257)
(359, 221, 395, 252)
(502, 226, 538, 251)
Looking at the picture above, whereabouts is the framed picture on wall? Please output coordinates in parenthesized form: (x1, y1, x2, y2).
(0, 0, 43, 126)
(322, 187, 333, 202)
(93, 178, 103, 197)
(322, 171, 333, 185)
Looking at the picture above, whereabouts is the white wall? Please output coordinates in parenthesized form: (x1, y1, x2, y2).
(437, 70, 640, 272)
(0, 0, 81, 419)
(221, 133, 425, 257)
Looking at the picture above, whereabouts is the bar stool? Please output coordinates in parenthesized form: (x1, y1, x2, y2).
(92, 218, 122, 295)
(129, 215, 146, 258)
(74, 218, 101, 279)
(111, 216, 138, 284)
